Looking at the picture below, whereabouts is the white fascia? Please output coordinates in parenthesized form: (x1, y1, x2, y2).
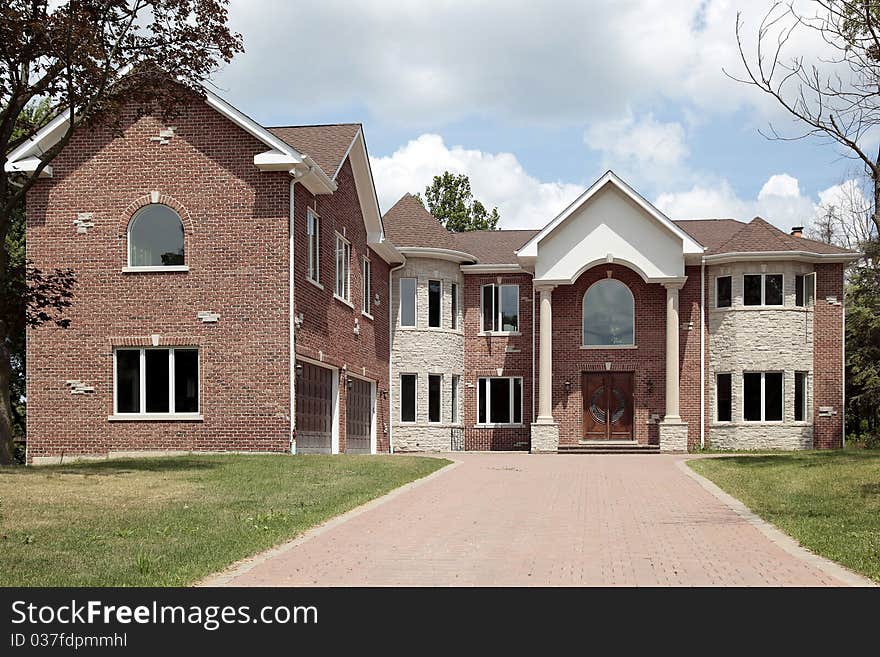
(702, 250, 860, 265)
(399, 246, 476, 263)
(460, 263, 529, 274)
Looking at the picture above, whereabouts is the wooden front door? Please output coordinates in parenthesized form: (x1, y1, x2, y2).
(582, 372, 634, 441)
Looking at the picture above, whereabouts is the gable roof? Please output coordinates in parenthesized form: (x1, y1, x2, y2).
(517, 170, 705, 258)
(267, 124, 361, 180)
(672, 219, 744, 253)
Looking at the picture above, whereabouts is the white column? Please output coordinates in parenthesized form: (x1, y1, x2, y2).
(536, 286, 555, 423)
(663, 283, 682, 422)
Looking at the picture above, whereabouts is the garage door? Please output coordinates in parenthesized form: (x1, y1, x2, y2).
(295, 361, 333, 454)
(346, 377, 373, 454)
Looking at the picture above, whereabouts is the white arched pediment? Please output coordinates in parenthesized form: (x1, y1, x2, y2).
(517, 171, 702, 284)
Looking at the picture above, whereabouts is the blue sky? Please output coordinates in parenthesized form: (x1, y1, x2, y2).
(214, 0, 868, 231)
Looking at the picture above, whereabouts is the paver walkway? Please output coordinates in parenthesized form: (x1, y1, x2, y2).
(209, 453, 865, 586)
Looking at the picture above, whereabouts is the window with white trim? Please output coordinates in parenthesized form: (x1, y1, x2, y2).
(399, 278, 416, 327)
(716, 276, 732, 308)
(428, 280, 441, 328)
(335, 233, 351, 301)
(716, 373, 732, 422)
(450, 283, 458, 330)
(128, 204, 185, 268)
(307, 208, 320, 283)
(743, 273, 783, 306)
(451, 374, 460, 424)
(795, 273, 816, 307)
(794, 371, 808, 421)
(362, 257, 372, 315)
(477, 376, 522, 425)
(114, 348, 199, 416)
(400, 374, 417, 422)
(481, 284, 519, 333)
(743, 372, 783, 422)
(428, 374, 442, 423)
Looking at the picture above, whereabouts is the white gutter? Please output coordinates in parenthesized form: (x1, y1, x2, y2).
(461, 263, 529, 274)
(388, 258, 407, 454)
(700, 261, 705, 449)
(703, 250, 859, 265)
(398, 246, 476, 263)
(288, 176, 300, 454)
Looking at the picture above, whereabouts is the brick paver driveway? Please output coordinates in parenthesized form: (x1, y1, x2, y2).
(210, 453, 864, 586)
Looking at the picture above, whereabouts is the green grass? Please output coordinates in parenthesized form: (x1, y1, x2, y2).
(0, 454, 448, 586)
(688, 450, 880, 582)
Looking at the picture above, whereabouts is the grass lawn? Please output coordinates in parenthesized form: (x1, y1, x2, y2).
(689, 450, 880, 582)
(0, 454, 448, 587)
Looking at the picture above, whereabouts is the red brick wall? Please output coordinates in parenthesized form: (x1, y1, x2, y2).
(292, 159, 391, 453)
(813, 263, 844, 449)
(462, 273, 534, 450)
(679, 265, 707, 450)
(25, 99, 292, 461)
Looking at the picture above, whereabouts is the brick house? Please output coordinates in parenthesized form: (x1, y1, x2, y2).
(8, 92, 857, 462)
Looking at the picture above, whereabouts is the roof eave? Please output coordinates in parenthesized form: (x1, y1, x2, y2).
(703, 250, 860, 264)
(398, 246, 476, 264)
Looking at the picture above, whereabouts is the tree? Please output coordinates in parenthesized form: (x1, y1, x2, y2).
(0, 1, 243, 464)
(732, 1, 880, 238)
(845, 241, 880, 441)
(416, 172, 501, 232)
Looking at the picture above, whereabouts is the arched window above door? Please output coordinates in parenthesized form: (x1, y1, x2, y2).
(582, 279, 634, 346)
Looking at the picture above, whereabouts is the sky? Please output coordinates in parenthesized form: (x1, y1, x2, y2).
(212, 0, 871, 232)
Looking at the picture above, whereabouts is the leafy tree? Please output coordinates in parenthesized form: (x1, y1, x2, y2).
(0, 1, 243, 464)
(845, 242, 880, 442)
(416, 172, 500, 232)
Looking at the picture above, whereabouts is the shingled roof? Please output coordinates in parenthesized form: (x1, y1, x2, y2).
(675, 216, 853, 256)
(454, 229, 538, 264)
(267, 124, 361, 179)
(382, 194, 463, 252)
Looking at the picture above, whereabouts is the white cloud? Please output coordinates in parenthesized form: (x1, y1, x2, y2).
(219, 0, 832, 127)
(654, 174, 855, 232)
(370, 134, 583, 229)
(584, 112, 688, 168)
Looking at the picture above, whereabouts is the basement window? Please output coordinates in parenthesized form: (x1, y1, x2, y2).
(743, 372, 783, 422)
(113, 348, 200, 419)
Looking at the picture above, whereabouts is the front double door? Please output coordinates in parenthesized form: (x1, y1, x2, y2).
(582, 372, 634, 441)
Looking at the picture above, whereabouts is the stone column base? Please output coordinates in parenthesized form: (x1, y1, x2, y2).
(530, 423, 559, 453)
(659, 421, 689, 453)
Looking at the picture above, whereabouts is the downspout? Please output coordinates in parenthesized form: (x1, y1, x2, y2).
(288, 174, 302, 454)
(842, 267, 846, 449)
(700, 260, 705, 449)
(388, 258, 407, 454)
(531, 280, 536, 422)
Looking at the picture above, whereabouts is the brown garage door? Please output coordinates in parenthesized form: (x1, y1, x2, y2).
(296, 361, 333, 454)
(346, 377, 373, 454)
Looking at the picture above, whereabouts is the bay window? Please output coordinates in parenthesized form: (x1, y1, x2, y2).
(744, 273, 783, 306)
(743, 372, 783, 422)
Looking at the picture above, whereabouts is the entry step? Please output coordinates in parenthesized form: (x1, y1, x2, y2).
(558, 441, 660, 454)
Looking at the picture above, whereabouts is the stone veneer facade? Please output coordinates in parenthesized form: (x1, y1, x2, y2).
(390, 257, 464, 451)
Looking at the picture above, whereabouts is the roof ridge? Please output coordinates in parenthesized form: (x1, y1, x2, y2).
(267, 122, 361, 128)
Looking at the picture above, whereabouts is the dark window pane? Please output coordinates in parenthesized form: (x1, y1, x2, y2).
(428, 374, 441, 422)
(428, 280, 441, 328)
(401, 374, 416, 422)
(500, 285, 519, 332)
(482, 286, 495, 332)
(794, 372, 806, 421)
(451, 375, 459, 423)
(116, 350, 140, 413)
(743, 373, 762, 421)
(489, 378, 511, 424)
(805, 273, 815, 306)
(717, 373, 732, 422)
(478, 378, 487, 424)
(145, 350, 169, 413)
(451, 283, 458, 329)
(765, 274, 783, 305)
(174, 349, 199, 413)
(129, 205, 184, 266)
(583, 279, 634, 345)
(717, 276, 731, 308)
(765, 372, 783, 421)
(400, 278, 416, 327)
(795, 274, 804, 306)
(743, 275, 762, 306)
(513, 378, 522, 424)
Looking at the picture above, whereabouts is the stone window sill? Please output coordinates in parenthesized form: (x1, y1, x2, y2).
(122, 265, 189, 273)
(580, 344, 637, 350)
(333, 294, 355, 310)
(478, 331, 521, 337)
(361, 311, 373, 321)
(474, 423, 524, 429)
(109, 413, 203, 422)
(306, 277, 324, 291)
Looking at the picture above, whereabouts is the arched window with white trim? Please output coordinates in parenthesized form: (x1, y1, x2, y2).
(128, 204, 185, 268)
(582, 279, 634, 346)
